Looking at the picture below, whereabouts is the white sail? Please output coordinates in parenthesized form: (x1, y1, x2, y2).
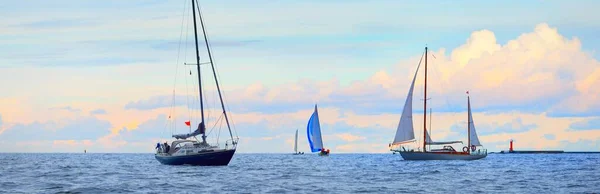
(468, 97, 482, 146)
(392, 63, 421, 145)
(294, 129, 298, 153)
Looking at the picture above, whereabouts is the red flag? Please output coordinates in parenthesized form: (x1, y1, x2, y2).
(466, 91, 469, 95)
(184, 121, 191, 127)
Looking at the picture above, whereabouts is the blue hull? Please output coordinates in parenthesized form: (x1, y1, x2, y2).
(155, 149, 236, 166)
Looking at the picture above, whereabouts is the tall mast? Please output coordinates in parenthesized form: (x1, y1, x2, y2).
(467, 94, 471, 153)
(423, 46, 428, 152)
(196, 2, 235, 142)
(191, 0, 206, 143)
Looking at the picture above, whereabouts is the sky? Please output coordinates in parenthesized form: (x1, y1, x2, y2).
(1, 0, 600, 153)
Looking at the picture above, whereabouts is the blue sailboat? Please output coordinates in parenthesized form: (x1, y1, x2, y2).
(307, 104, 330, 156)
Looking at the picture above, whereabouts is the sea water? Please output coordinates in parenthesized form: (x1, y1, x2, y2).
(0, 153, 598, 193)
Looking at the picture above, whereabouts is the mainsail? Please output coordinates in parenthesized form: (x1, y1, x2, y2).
(294, 129, 298, 153)
(307, 105, 324, 152)
(172, 122, 205, 140)
(468, 96, 482, 146)
(392, 62, 421, 145)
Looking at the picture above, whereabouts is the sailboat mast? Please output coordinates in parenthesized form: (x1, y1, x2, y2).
(196, 2, 235, 141)
(191, 0, 206, 141)
(467, 95, 471, 153)
(423, 46, 428, 152)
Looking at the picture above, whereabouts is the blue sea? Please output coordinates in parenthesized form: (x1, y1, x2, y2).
(0, 153, 598, 193)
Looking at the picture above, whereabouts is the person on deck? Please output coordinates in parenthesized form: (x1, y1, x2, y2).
(164, 142, 170, 153)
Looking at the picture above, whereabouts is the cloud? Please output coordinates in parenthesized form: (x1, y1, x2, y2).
(0, 116, 111, 141)
(12, 19, 97, 29)
(335, 133, 366, 142)
(425, 23, 593, 115)
(53, 139, 94, 147)
(569, 118, 600, 131)
(49, 106, 82, 113)
(124, 95, 187, 110)
(549, 67, 600, 117)
(3, 21, 600, 153)
(476, 117, 538, 135)
(558, 139, 600, 151)
(0, 114, 5, 135)
(118, 23, 598, 117)
(335, 143, 388, 153)
(90, 109, 107, 115)
(113, 114, 169, 142)
(544, 134, 556, 140)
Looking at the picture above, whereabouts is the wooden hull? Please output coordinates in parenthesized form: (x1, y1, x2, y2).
(399, 151, 486, 160)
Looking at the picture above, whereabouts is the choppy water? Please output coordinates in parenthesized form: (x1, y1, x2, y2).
(0, 153, 599, 193)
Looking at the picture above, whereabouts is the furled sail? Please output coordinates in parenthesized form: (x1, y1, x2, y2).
(468, 97, 482, 146)
(307, 105, 324, 152)
(425, 131, 463, 145)
(172, 122, 205, 140)
(392, 63, 421, 145)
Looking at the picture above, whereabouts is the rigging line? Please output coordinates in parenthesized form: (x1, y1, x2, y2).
(197, 2, 235, 142)
(194, 68, 200, 133)
(191, 0, 207, 143)
(202, 5, 230, 136)
(216, 115, 222, 145)
(194, 2, 237, 139)
(168, 0, 189, 137)
(223, 96, 239, 139)
(198, 61, 203, 127)
(216, 71, 238, 138)
(162, 118, 169, 142)
(429, 49, 459, 124)
(206, 113, 223, 136)
(182, 0, 192, 135)
(200, 61, 209, 128)
(415, 49, 425, 148)
(185, 62, 191, 133)
(211, 46, 239, 139)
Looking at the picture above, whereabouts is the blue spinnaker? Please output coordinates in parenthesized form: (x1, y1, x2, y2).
(307, 104, 323, 152)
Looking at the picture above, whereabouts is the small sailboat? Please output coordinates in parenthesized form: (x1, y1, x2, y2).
(389, 47, 487, 160)
(154, 0, 238, 166)
(307, 105, 330, 156)
(293, 129, 303, 155)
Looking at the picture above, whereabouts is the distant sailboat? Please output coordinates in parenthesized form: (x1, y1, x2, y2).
(390, 47, 487, 160)
(293, 129, 303, 155)
(307, 105, 330, 156)
(154, 0, 238, 166)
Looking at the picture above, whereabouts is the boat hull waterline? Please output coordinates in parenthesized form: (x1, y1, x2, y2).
(155, 149, 236, 166)
(399, 152, 486, 160)
(318, 152, 329, 156)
